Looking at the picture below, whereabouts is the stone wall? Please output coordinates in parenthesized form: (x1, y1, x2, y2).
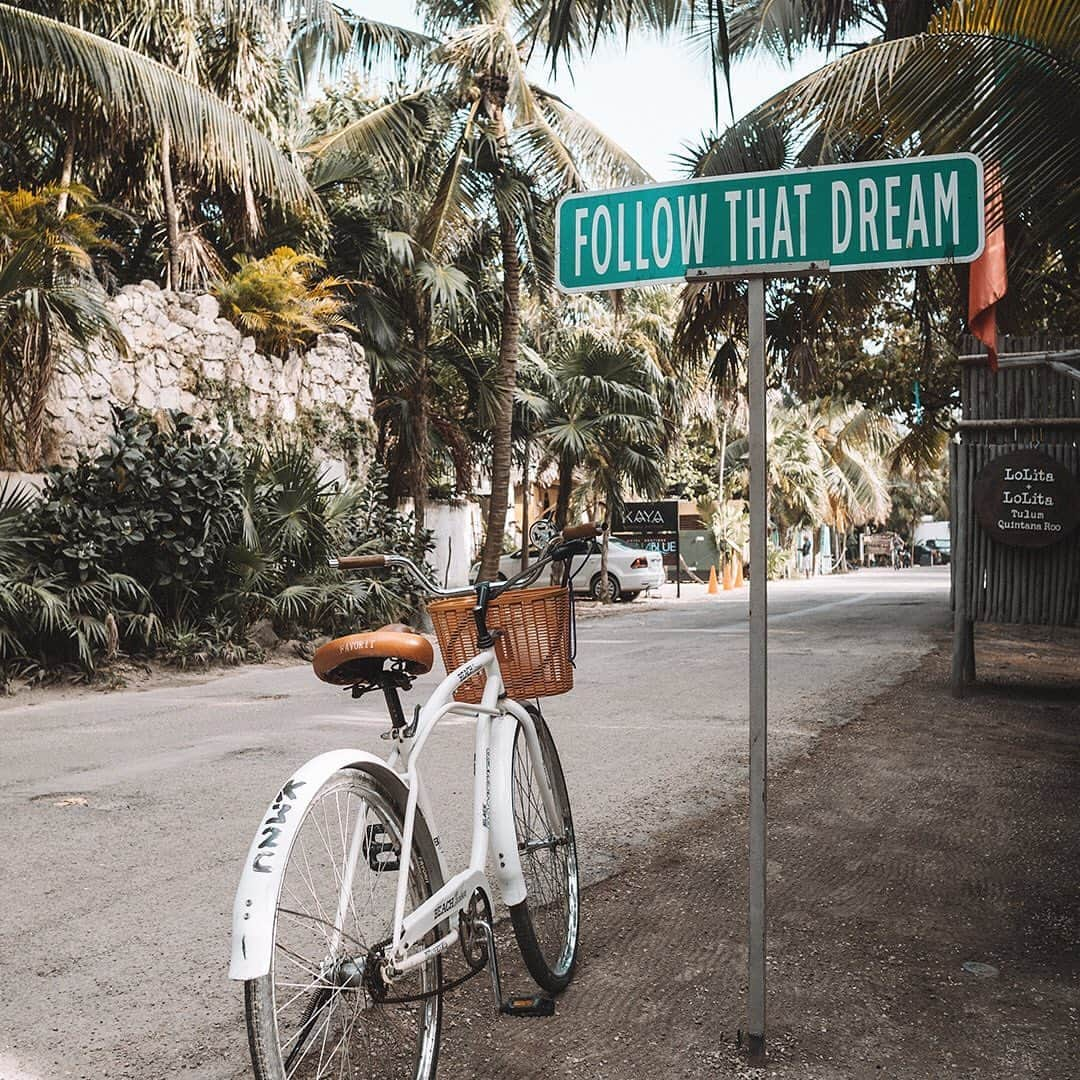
(44, 281, 372, 476)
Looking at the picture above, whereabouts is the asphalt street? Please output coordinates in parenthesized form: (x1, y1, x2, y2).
(0, 567, 950, 1080)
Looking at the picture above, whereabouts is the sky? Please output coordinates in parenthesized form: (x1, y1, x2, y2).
(354, 2, 829, 181)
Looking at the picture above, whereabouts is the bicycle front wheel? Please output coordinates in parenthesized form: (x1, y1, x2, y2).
(508, 705, 580, 993)
(244, 768, 443, 1080)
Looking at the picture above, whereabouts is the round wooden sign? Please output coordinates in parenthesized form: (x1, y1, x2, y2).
(972, 449, 1080, 548)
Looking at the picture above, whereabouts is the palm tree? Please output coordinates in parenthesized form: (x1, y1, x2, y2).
(517, 325, 666, 599)
(804, 399, 894, 567)
(757, 0, 1079, 264)
(727, 395, 895, 562)
(306, 4, 649, 579)
(309, 83, 501, 533)
(0, 185, 125, 468)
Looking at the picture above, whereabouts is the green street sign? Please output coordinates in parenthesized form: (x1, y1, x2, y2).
(555, 153, 984, 292)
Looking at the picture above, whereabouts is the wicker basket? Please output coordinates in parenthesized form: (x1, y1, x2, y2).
(428, 586, 572, 704)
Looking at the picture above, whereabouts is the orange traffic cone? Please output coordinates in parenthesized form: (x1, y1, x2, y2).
(707, 565, 719, 594)
(722, 560, 734, 590)
(734, 558, 744, 588)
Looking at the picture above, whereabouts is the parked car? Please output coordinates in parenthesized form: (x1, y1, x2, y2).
(471, 537, 666, 601)
(914, 537, 951, 566)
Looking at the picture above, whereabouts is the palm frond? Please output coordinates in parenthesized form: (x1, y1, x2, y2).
(0, 3, 319, 213)
(416, 100, 483, 254)
(770, 8, 1080, 242)
(304, 93, 432, 188)
(529, 86, 652, 188)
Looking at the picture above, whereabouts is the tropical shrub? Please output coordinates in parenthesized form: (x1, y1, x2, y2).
(0, 476, 150, 682)
(766, 542, 791, 581)
(224, 441, 361, 637)
(1, 409, 432, 684)
(213, 247, 355, 357)
(336, 464, 434, 629)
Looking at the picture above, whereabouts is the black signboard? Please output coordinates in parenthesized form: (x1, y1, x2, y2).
(973, 449, 1080, 548)
(616, 500, 679, 532)
(614, 500, 680, 595)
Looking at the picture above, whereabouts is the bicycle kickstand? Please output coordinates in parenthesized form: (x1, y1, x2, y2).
(474, 919, 555, 1018)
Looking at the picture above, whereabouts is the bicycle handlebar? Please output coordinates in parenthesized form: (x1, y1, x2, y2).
(330, 521, 604, 598)
(334, 554, 387, 570)
(562, 521, 605, 541)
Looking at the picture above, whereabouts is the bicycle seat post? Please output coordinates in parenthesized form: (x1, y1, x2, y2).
(382, 679, 407, 732)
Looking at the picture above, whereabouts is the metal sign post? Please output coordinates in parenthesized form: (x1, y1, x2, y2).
(746, 274, 768, 1061)
(688, 263, 825, 1062)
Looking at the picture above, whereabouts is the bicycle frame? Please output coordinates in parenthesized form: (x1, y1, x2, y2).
(228, 647, 563, 983)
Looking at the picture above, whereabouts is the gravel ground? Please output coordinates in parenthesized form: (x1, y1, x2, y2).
(436, 627, 1080, 1079)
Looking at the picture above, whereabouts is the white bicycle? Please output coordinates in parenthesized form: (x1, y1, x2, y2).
(229, 523, 603, 1079)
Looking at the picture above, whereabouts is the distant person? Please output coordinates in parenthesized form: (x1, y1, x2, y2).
(799, 533, 813, 578)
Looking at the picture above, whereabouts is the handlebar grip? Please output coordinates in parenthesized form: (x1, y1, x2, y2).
(562, 522, 605, 541)
(335, 554, 387, 570)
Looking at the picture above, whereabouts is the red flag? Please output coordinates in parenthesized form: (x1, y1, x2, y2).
(968, 164, 1007, 371)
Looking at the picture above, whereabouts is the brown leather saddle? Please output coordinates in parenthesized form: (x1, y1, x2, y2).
(312, 623, 433, 689)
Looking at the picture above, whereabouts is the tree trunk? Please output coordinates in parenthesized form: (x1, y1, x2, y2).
(477, 101, 521, 583)
(22, 325, 52, 469)
(411, 362, 430, 537)
(717, 409, 728, 499)
(554, 457, 573, 530)
(160, 127, 181, 291)
(56, 131, 75, 217)
(599, 528, 612, 603)
(410, 317, 431, 536)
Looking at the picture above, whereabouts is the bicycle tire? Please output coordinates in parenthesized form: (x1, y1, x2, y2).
(244, 767, 444, 1080)
(508, 704, 580, 993)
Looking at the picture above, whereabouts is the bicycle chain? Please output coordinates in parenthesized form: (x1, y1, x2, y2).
(374, 962, 485, 1005)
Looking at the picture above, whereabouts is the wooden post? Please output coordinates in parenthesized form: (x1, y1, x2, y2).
(951, 436, 971, 697)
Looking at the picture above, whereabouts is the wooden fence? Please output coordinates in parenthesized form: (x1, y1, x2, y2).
(951, 336, 1080, 694)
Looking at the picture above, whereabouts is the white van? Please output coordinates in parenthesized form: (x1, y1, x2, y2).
(913, 519, 950, 565)
(914, 519, 950, 546)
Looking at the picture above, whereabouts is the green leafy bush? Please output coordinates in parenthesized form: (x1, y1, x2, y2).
(766, 542, 791, 581)
(33, 407, 243, 614)
(336, 464, 434, 629)
(158, 614, 256, 670)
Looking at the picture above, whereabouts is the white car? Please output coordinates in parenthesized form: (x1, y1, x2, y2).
(472, 537, 666, 601)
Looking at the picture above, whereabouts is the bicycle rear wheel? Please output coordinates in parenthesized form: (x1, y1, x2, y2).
(508, 705, 580, 993)
(244, 768, 443, 1080)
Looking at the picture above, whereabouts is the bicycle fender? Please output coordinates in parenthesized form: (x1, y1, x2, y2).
(228, 749, 409, 981)
(488, 701, 530, 907)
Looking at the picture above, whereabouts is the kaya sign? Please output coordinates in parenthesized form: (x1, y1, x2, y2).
(973, 449, 1080, 548)
(556, 154, 984, 291)
(614, 500, 680, 573)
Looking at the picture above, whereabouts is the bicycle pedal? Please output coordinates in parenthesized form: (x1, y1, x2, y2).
(500, 994, 555, 1018)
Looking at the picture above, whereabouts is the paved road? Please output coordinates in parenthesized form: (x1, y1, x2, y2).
(0, 568, 949, 1080)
